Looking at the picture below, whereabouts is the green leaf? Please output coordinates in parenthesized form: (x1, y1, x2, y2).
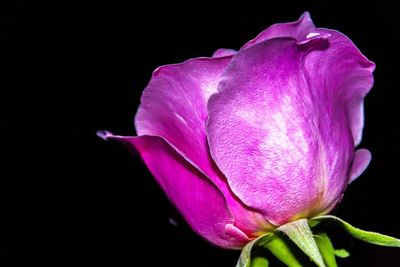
(277, 219, 326, 267)
(236, 233, 273, 267)
(314, 232, 338, 267)
(264, 234, 302, 267)
(250, 256, 269, 267)
(334, 249, 350, 258)
(310, 215, 400, 247)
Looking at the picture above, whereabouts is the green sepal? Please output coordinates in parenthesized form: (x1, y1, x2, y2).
(334, 249, 350, 258)
(277, 219, 326, 267)
(310, 215, 400, 247)
(237, 215, 399, 267)
(314, 232, 338, 267)
(236, 233, 273, 267)
(263, 234, 303, 267)
(250, 256, 269, 267)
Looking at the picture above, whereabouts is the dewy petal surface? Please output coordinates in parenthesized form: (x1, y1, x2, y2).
(241, 12, 315, 50)
(207, 32, 374, 225)
(100, 132, 249, 249)
(134, 57, 273, 236)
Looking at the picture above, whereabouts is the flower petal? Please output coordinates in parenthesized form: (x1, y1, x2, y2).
(212, 48, 237, 58)
(135, 57, 229, 188)
(207, 33, 370, 225)
(100, 131, 249, 249)
(348, 149, 372, 183)
(207, 37, 326, 225)
(241, 11, 315, 50)
(134, 57, 274, 235)
(302, 29, 375, 146)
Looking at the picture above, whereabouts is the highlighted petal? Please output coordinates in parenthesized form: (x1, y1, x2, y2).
(208, 37, 333, 225)
(207, 29, 373, 224)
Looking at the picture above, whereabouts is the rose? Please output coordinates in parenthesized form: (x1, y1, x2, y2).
(98, 12, 400, 266)
(98, 12, 374, 249)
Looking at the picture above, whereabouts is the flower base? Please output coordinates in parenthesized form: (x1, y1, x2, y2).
(237, 216, 400, 267)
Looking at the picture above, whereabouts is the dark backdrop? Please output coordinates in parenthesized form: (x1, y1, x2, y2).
(3, 1, 399, 266)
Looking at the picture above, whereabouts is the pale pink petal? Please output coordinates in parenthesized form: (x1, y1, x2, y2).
(349, 149, 372, 183)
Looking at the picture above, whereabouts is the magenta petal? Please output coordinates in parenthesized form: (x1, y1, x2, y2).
(133, 58, 273, 235)
(212, 48, 237, 58)
(135, 57, 230, 188)
(349, 149, 372, 183)
(303, 29, 375, 146)
(241, 11, 315, 50)
(207, 33, 372, 225)
(298, 29, 374, 213)
(104, 132, 249, 249)
(208, 38, 326, 225)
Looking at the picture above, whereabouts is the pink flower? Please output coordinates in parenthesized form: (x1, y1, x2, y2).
(98, 12, 374, 249)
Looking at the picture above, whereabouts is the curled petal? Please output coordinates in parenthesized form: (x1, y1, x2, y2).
(302, 29, 375, 146)
(99, 131, 250, 249)
(241, 11, 315, 50)
(349, 149, 372, 183)
(298, 29, 374, 214)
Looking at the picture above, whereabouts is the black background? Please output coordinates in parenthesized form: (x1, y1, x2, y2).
(3, 1, 399, 266)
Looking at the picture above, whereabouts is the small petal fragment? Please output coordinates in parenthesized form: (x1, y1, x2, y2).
(212, 48, 237, 58)
(348, 149, 372, 183)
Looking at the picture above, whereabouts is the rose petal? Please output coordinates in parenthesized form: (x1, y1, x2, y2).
(207, 37, 327, 225)
(134, 57, 273, 235)
(135, 57, 229, 188)
(207, 33, 372, 225)
(349, 149, 372, 183)
(293, 29, 374, 214)
(212, 48, 237, 58)
(241, 11, 315, 50)
(302, 29, 375, 146)
(101, 132, 249, 249)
